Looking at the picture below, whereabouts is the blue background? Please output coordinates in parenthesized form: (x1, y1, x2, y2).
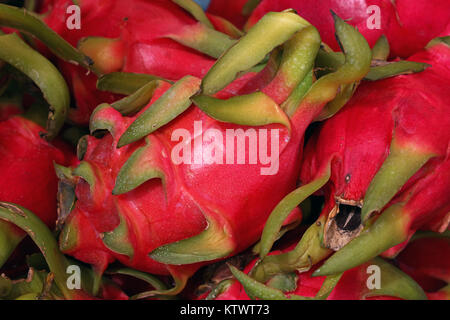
(194, 0, 211, 10)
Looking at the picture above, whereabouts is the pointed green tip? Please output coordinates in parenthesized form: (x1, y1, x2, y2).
(311, 267, 327, 277)
(361, 140, 434, 222)
(53, 163, 72, 180)
(259, 169, 331, 259)
(330, 10, 338, 21)
(149, 237, 233, 265)
(113, 140, 166, 196)
(102, 215, 134, 259)
(426, 36, 450, 48)
(111, 187, 121, 196)
(116, 135, 131, 149)
(229, 264, 289, 300)
(149, 214, 235, 265)
(59, 218, 79, 252)
(112, 178, 134, 195)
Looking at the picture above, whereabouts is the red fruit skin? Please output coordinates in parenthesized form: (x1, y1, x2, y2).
(99, 283, 129, 300)
(300, 43, 450, 254)
(246, 0, 450, 58)
(0, 116, 76, 229)
(39, 0, 215, 124)
(207, 0, 249, 28)
(396, 237, 450, 294)
(62, 70, 305, 277)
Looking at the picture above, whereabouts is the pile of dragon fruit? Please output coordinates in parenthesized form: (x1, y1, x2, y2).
(0, 0, 448, 300)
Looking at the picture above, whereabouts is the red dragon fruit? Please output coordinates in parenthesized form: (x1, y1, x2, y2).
(0, 113, 76, 267)
(244, 0, 450, 58)
(0, 201, 130, 300)
(0, 23, 78, 267)
(37, 0, 222, 124)
(252, 39, 450, 283)
(51, 10, 372, 296)
(396, 233, 450, 300)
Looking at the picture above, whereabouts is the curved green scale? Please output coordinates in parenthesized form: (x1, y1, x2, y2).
(131, 266, 194, 298)
(315, 82, 357, 121)
(201, 11, 311, 95)
(205, 279, 234, 300)
(58, 216, 80, 253)
(107, 267, 176, 300)
(0, 4, 94, 72)
(252, 220, 301, 255)
(362, 138, 435, 221)
(172, 0, 213, 28)
(97, 72, 168, 96)
(270, 25, 320, 101)
(73, 161, 97, 191)
(118, 75, 201, 147)
(426, 36, 450, 48)
(113, 138, 166, 196)
(364, 61, 429, 81)
(371, 35, 390, 61)
(281, 70, 313, 117)
(229, 265, 294, 300)
(89, 103, 117, 135)
(102, 214, 134, 259)
(259, 167, 331, 259)
(0, 33, 69, 140)
(299, 12, 371, 109)
(108, 267, 168, 292)
(315, 273, 343, 299)
(315, 49, 345, 74)
(149, 211, 235, 265)
(207, 15, 244, 38)
(252, 215, 331, 283)
(111, 80, 164, 115)
(167, 23, 237, 59)
(193, 92, 291, 130)
(0, 202, 88, 299)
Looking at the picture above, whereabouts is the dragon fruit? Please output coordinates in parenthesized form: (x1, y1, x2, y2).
(0, 202, 130, 300)
(0, 114, 76, 268)
(253, 39, 450, 282)
(37, 0, 220, 124)
(51, 11, 371, 296)
(2, 0, 445, 301)
(245, 0, 450, 58)
(0, 22, 77, 267)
